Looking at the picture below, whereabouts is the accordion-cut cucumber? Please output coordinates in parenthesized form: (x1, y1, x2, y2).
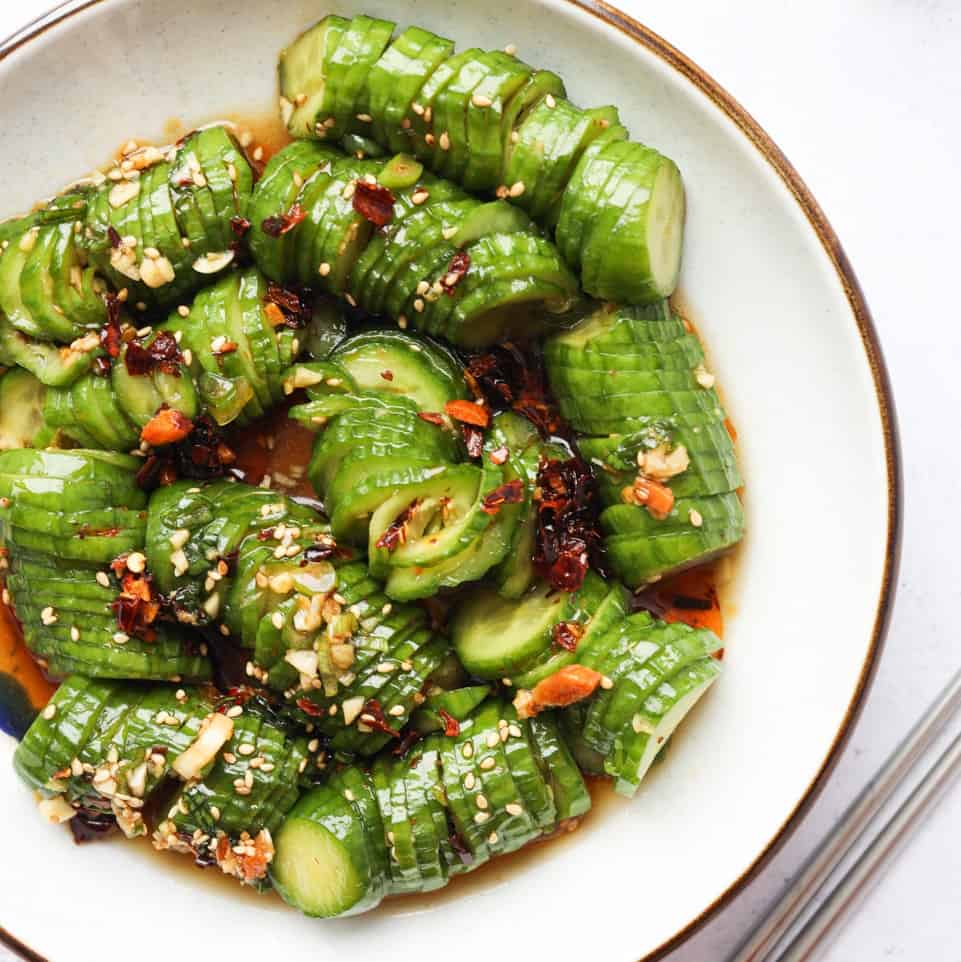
(563, 615, 723, 796)
(43, 267, 301, 449)
(278, 15, 685, 305)
(0, 449, 211, 681)
(247, 141, 580, 347)
(16, 678, 304, 881)
(543, 301, 744, 584)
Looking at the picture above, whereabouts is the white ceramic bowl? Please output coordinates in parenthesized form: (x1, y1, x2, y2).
(0, 2, 900, 960)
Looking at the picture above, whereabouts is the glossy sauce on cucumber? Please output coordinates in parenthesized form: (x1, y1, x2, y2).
(0, 106, 740, 908)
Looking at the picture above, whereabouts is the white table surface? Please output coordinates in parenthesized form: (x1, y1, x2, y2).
(1, 1, 957, 960)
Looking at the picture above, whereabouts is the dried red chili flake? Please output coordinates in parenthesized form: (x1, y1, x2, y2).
(462, 423, 484, 460)
(124, 331, 184, 377)
(261, 203, 306, 238)
(295, 697, 324, 718)
(481, 479, 525, 515)
(444, 398, 490, 428)
(440, 250, 470, 295)
(359, 699, 400, 737)
(352, 180, 395, 226)
(552, 620, 585, 652)
(303, 542, 337, 563)
(533, 456, 605, 592)
(437, 709, 461, 737)
(264, 281, 312, 328)
(107, 225, 122, 249)
(488, 445, 509, 466)
(100, 294, 123, 359)
(380, 369, 394, 381)
(212, 339, 238, 356)
(417, 411, 445, 426)
(230, 215, 251, 237)
(110, 566, 160, 641)
(375, 500, 419, 551)
(93, 356, 112, 378)
(141, 408, 194, 447)
(463, 342, 562, 436)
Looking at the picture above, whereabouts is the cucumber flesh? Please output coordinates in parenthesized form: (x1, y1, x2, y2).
(0, 369, 46, 449)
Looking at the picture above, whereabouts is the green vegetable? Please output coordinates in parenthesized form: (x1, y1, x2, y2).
(544, 302, 744, 585)
(0, 449, 211, 681)
(41, 267, 301, 449)
(565, 613, 723, 796)
(279, 16, 684, 305)
(248, 143, 580, 347)
(270, 697, 590, 916)
(14, 677, 305, 884)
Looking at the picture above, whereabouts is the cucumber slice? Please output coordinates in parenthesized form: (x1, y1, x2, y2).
(280, 15, 348, 140)
(330, 329, 467, 412)
(580, 143, 686, 304)
(367, 27, 456, 154)
(330, 16, 396, 139)
(0, 314, 95, 387)
(451, 570, 609, 680)
(0, 368, 46, 450)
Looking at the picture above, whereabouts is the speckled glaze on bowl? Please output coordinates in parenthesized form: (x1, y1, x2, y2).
(0, 2, 900, 960)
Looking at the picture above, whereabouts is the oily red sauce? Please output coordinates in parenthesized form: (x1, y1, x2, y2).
(0, 112, 741, 907)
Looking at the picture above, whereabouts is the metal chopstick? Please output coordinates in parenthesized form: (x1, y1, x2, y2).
(773, 726, 961, 961)
(728, 666, 961, 962)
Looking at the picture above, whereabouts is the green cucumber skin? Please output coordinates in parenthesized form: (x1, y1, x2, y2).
(247, 141, 579, 348)
(278, 18, 684, 306)
(0, 449, 211, 681)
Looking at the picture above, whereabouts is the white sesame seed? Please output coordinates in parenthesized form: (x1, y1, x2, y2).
(169, 528, 190, 550)
(113, 632, 129, 645)
(388, 705, 405, 717)
(505, 802, 524, 816)
(600, 676, 614, 690)
(96, 571, 111, 588)
(70, 626, 80, 642)
(509, 181, 526, 198)
(689, 509, 704, 528)
(480, 757, 496, 771)
(42, 703, 57, 720)
(475, 794, 489, 810)
(318, 261, 331, 276)
(471, 93, 493, 108)
(486, 733, 499, 749)
(464, 773, 476, 790)
(439, 131, 451, 151)
(545, 94, 557, 109)
(271, 612, 285, 630)
(41, 606, 58, 626)
(504, 43, 517, 55)
(126, 552, 146, 573)
(462, 742, 474, 759)
(474, 811, 490, 824)
(488, 831, 499, 844)
(227, 705, 243, 718)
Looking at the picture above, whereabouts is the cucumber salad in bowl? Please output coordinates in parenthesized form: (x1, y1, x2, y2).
(0, 11, 743, 919)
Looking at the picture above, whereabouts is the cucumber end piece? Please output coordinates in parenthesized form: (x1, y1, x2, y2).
(271, 817, 370, 918)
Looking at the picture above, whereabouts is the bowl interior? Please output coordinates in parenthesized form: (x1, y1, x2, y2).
(0, 1, 895, 960)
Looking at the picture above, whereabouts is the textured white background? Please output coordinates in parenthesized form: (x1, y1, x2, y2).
(1, 1, 957, 959)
